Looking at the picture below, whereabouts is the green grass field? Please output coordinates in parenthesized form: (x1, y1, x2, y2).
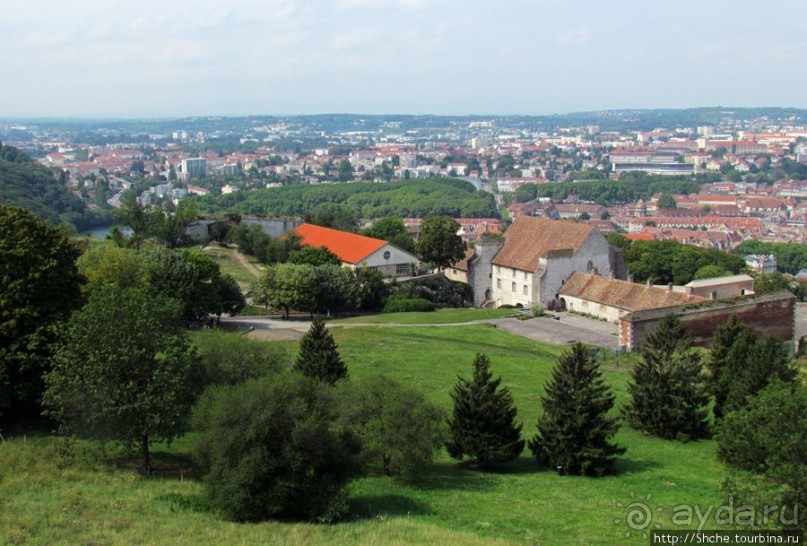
(1, 324, 732, 545)
(331, 308, 517, 325)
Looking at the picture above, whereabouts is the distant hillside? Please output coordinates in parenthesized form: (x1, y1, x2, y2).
(0, 143, 108, 229)
(5, 107, 806, 146)
(191, 178, 498, 219)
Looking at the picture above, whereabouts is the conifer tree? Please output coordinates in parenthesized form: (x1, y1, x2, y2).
(707, 314, 749, 419)
(529, 343, 625, 476)
(446, 353, 524, 467)
(294, 319, 347, 385)
(623, 315, 709, 440)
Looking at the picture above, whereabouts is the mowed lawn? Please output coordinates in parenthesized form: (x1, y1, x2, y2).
(0, 324, 729, 546)
(331, 308, 518, 325)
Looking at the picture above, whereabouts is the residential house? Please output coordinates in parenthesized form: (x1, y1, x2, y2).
(293, 223, 419, 278)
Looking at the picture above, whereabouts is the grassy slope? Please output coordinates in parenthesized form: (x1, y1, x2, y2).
(199, 244, 262, 289)
(0, 325, 728, 546)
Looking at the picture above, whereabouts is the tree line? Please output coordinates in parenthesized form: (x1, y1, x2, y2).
(189, 178, 498, 219)
(733, 239, 807, 275)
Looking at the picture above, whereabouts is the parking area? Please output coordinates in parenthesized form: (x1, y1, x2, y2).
(492, 312, 619, 349)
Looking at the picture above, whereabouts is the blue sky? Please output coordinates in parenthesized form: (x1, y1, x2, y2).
(2, 0, 806, 118)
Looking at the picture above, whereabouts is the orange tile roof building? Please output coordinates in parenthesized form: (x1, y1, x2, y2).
(293, 223, 420, 277)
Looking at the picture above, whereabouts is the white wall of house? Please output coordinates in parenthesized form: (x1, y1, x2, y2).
(492, 265, 536, 308)
(562, 295, 624, 322)
(352, 244, 419, 277)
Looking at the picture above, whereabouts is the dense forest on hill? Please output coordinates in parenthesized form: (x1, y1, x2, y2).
(191, 178, 499, 219)
(0, 143, 109, 229)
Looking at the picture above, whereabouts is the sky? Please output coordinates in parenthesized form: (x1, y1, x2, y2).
(2, 0, 806, 118)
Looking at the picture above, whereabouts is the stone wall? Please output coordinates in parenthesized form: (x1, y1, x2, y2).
(469, 241, 504, 307)
(620, 291, 796, 351)
(240, 216, 302, 239)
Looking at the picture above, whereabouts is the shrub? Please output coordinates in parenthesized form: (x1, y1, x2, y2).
(193, 374, 361, 523)
(193, 330, 290, 387)
(382, 297, 436, 313)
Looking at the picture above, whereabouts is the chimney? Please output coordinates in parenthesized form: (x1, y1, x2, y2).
(667, 283, 673, 293)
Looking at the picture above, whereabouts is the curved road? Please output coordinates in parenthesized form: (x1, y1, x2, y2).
(218, 312, 619, 349)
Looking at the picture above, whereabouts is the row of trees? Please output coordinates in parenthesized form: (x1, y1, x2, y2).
(254, 263, 388, 317)
(608, 235, 746, 285)
(733, 239, 807, 275)
(447, 347, 625, 476)
(513, 172, 705, 206)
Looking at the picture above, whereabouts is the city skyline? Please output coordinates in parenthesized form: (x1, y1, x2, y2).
(2, 0, 806, 118)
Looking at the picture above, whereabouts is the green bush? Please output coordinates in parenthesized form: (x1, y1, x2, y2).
(193, 330, 290, 387)
(382, 297, 436, 313)
(192, 374, 362, 523)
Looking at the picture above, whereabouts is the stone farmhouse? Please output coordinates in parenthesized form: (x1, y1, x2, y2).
(489, 217, 620, 309)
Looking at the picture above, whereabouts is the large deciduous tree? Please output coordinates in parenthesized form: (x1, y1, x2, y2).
(529, 343, 625, 476)
(254, 263, 319, 318)
(43, 284, 200, 471)
(416, 216, 466, 270)
(0, 205, 84, 414)
(148, 200, 199, 249)
(623, 315, 709, 441)
(447, 353, 524, 467)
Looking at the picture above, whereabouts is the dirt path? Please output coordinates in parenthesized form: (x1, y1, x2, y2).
(233, 250, 262, 278)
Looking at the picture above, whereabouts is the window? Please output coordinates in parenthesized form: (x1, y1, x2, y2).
(523, 285, 528, 295)
(496, 278, 501, 289)
(524, 271, 528, 280)
(396, 264, 409, 276)
(511, 282, 516, 292)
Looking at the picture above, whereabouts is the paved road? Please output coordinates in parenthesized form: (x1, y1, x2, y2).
(219, 311, 620, 348)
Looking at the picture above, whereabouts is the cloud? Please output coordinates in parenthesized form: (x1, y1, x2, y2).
(555, 26, 591, 45)
(332, 0, 431, 10)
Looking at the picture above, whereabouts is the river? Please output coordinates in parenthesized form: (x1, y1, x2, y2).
(82, 224, 131, 239)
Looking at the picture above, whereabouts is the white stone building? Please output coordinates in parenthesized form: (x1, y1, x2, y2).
(490, 217, 614, 309)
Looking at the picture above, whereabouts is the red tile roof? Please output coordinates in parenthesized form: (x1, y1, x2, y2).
(560, 272, 706, 311)
(491, 217, 595, 272)
(292, 223, 387, 265)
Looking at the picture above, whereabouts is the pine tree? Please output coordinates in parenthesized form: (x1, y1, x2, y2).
(294, 319, 347, 385)
(707, 314, 750, 419)
(722, 334, 796, 418)
(529, 343, 625, 476)
(623, 315, 709, 441)
(446, 353, 524, 467)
